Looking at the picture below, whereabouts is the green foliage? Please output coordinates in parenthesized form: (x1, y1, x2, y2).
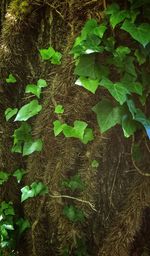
(21, 182, 48, 202)
(25, 79, 47, 98)
(0, 201, 30, 253)
(54, 104, 64, 114)
(75, 77, 100, 94)
(53, 120, 94, 144)
(91, 160, 99, 168)
(14, 100, 42, 121)
(13, 169, 26, 183)
(63, 205, 85, 222)
(6, 74, 17, 84)
(62, 174, 85, 192)
(0, 172, 10, 185)
(5, 108, 18, 121)
(39, 46, 62, 64)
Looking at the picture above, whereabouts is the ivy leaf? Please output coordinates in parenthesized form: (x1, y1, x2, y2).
(0, 172, 10, 185)
(134, 49, 146, 65)
(125, 82, 142, 95)
(50, 52, 62, 65)
(14, 100, 42, 121)
(63, 121, 88, 140)
(5, 108, 18, 121)
(21, 182, 48, 202)
(63, 205, 85, 222)
(93, 24, 107, 38)
(122, 114, 138, 137)
(121, 20, 150, 47)
(91, 160, 99, 168)
(37, 79, 47, 88)
(106, 4, 128, 28)
(62, 174, 85, 192)
(53, 120, 64, 136)
(54, 105, 64, 114)
(6, 74, 17, 83)
(114, 46, 131, 60)
(81, 128, 94, 144)
(74, 55, 99, 79)
(127, 99, 137, 118)
(75, 77, 100, 94)
(81, 19, 98, 39)
(13, 169, 26, 183)
(135, 109, 150, 139)
(25, 84, 41, 98)
(23, 139, 43, 156)
(39, 47, 55, 60)
(16, 218, 30, 236)
(12, 123, 32, 144)
(92, 99, 123, 133)
(100, 78, 130, 105)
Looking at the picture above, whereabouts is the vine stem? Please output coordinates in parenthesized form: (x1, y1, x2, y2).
(49, 194, 97, 212)
(131, 135, 150, 177)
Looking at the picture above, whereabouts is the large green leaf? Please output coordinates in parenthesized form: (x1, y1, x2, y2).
(21, 182, 48, 202)
(121, 20, 150, 47)
(92, 99, 123, 133)
(74, 55, 100, 79)
(15, 100, 42, 121)
(106, 3, 128, 28)
(100, 78, 130, 105)
(63, 121, 88, 140)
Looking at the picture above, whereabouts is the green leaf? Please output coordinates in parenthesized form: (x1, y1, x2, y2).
(62, 174, 85, 192)
(106, 4, 128, 28)
(23, 139, 43, 156)
(25, 84, 41, 98)
(53, 120, 64, 136)
(12, 123, 32, 144)
(74, 55, 100, 79)
(54, 104, 64, 114)
(16, 218, 30, 235)
(91, 160, 99, 168)
(100, 78, 130, 105)
(6, 74, 17, 83)
(134, 49, 146, 65)
(92, 99, 123, 133)
(134, 109, 150, 138)
(50, 51, 62, 65)
(21, 182, 48, 202)
(63, 205, 85, 222)
(37, 79, 47, 88)
(13, 169, 26, 183)
(114, 46, 131, 60)
(127, 99, 137, 118)
(63, 121, 88, 140)
(5, 108, 18, 121)
(81, 128, 94, 144)
(75, 77, 100, 94)
(125, 82, 142, 95)
(81, 19, 98, 39)
(0, 172, 10, 185)
(14, 100, 42, 121)
(121, 20, 150, 47)
(39, 47, 55, 60)
(93, 24, 107, 38)
(122, 114, 138, 137)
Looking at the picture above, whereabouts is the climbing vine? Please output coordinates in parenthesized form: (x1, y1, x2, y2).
(0, 0, 150, 255)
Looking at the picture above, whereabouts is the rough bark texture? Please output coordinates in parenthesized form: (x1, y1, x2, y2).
(0, 0, 150, 256)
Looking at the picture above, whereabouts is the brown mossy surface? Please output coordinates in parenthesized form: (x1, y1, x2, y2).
(0, 0, 150, 255)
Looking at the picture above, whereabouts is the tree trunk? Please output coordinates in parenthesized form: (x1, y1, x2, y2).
(0, 1, 150, 255)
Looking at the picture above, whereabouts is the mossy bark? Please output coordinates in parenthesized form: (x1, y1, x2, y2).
(0, 0, 150, 255)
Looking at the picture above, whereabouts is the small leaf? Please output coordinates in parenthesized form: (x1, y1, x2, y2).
(121, 20, 150, 47)
(53, 120, 64, 136)
(54, 104, 64, 114)
(62, 175, 85, 192)
(63, 121, 88, 140)
(76, 77, 100, 94)
(50, 51, 62, 65)
(63, 205, 85, 222)
(91, 160, 99, 168)
(93, 24, 107, 38)
(37, 79, 47, 88)
(16, 218, 30, 235)
(15, 100, 42, 121)
(23, 139, 43, 156)
(21, 186, 34, 202)
(25, 84, 41, 98)
(6, 74, 17, 83)
(92, 99, 123, 133)
(13, 169, 26, 183)
(81, 128, 94, 144)
(21, 182, 48, 202)
(114, 46, 131, 60)
(5, 108, 18, 121)
(127, 99, 137, 118)
(0, 172, 10, 185)
(122, 114, 138, 137)
(134, 49, 146, 65)
(39, 47, 55, 60)
(135, 109, 150, 139)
